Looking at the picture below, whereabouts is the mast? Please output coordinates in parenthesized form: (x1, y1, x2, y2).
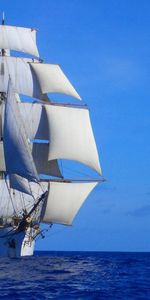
(1, 12, 6, 57)
(0, 11, 6, 103)
(0, 12, 6, 179)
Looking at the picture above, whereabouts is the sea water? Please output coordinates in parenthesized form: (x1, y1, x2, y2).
(0, 251, 149, 299)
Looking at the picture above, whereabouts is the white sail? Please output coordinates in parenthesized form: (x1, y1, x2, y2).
(41, 181, 98, 225)
(30, 63, 81, 100)
(0, 100, 61, 178)
(0, 57, 41, 98)
(45, 105, 102, 175)
(0, 25, 39, 57)
(19, 103, 49, 140)
(3, 80, 39, 182)
(9, 174, 32, 195)
(0, 179, 33, 218)
(0, 140, 62, 178)
(32, 143, 62, 177)
(0, 179, 47, 218)
(0, 57, 81, 100)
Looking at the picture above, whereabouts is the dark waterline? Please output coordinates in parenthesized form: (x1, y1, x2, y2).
(0, 251, 150, 299)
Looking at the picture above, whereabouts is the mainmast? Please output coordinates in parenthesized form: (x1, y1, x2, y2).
(0, 12, 6, 103)
(0, 12, 6, 180)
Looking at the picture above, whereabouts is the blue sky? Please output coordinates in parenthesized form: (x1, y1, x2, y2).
(1, 0, 150, 251)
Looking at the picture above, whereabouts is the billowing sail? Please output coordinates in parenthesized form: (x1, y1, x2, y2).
(0, 140, 62, 178)
(19, 103, 49, 140)
(3, 80, 39, 182)
(32, 143, 62, 177)
(41, 181, 98, 225)
(0, 25, 39, 57)
(0, 57, 81, 100)
(45, 105, 102, 175)
(0, 179, 47, 219)
(0, 57, 41, 98)
(0, 179, 34, 218)
(9, 174, 32, 195)
(30, 63, 81, 100)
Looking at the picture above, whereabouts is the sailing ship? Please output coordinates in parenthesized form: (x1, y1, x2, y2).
(0, 15, 104, 257)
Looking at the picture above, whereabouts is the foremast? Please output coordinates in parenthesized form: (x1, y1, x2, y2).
(0, 15, 44, 228)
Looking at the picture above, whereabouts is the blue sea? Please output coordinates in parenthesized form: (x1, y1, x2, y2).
(0, 251, 150, 299)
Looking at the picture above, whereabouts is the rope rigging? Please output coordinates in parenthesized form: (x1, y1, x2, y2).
(5, 176, 17, 216)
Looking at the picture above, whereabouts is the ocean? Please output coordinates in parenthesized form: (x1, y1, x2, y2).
(0, 251, 149, 299)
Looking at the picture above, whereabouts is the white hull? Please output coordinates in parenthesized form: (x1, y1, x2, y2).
(0, 227, 36, 257)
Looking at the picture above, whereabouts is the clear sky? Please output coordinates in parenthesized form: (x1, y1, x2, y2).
(1, 0, 150, 252)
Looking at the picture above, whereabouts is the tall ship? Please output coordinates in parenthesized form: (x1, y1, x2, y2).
(0, 15, 104, 257)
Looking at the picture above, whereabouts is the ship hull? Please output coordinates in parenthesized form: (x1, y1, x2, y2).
(0, 227, 35, 257)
